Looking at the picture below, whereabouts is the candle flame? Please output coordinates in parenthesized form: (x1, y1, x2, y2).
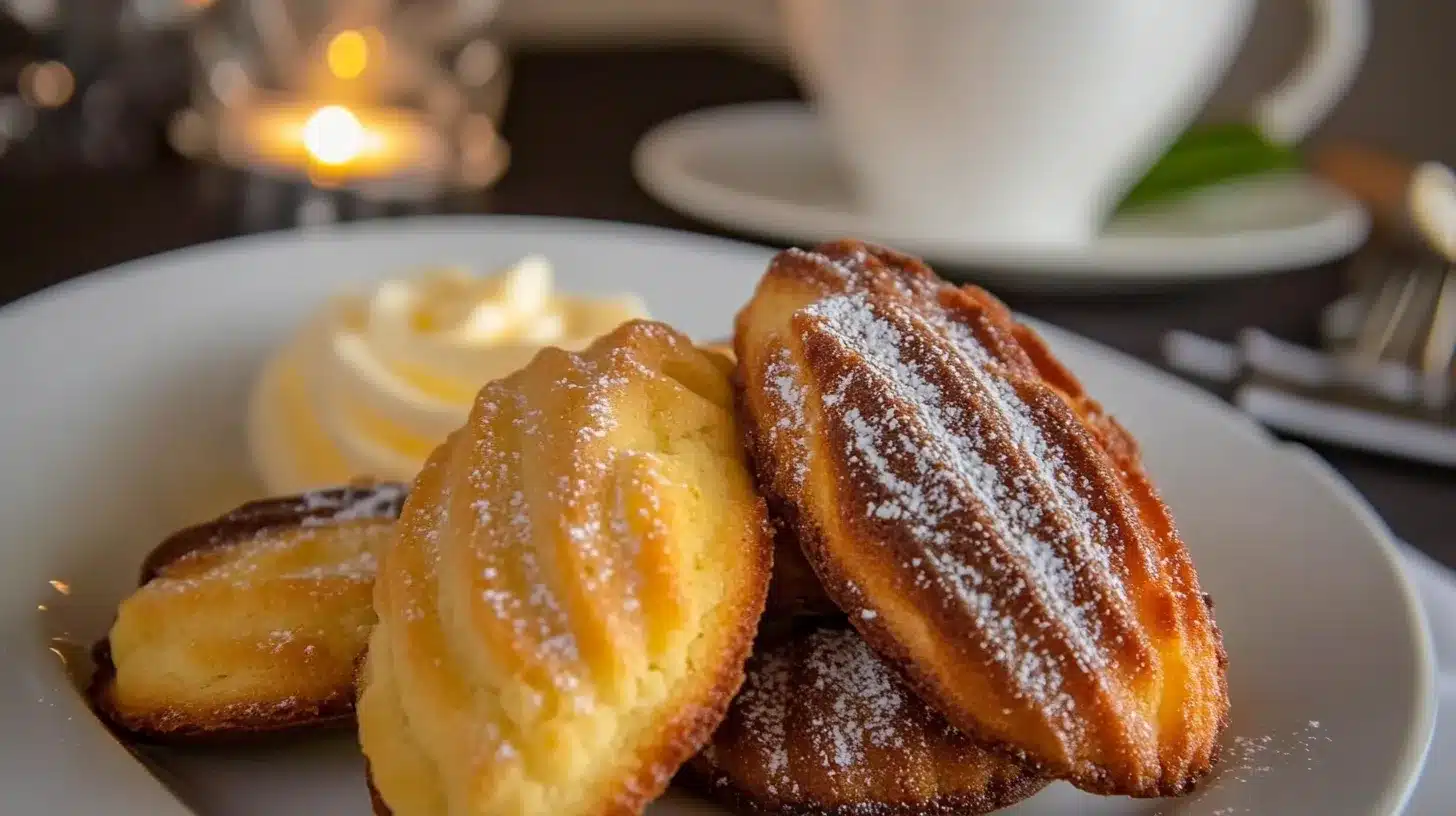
(327, 30, 370, 80)
(303, 105, 366, 166)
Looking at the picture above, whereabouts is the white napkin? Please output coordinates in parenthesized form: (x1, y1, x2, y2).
(1399, 544, 1456, 815)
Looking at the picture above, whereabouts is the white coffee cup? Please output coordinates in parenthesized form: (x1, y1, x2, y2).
(781, 0, 1369, 246)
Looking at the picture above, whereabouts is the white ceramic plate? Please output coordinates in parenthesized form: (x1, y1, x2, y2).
(633, 102, 1371, 290)
(0, 216, 1431, 815)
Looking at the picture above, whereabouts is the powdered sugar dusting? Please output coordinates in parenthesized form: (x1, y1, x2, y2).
(411, 327, 719, 727)
(300, 482, 407, 525)
(802, 630, 912, 777)
(733, 646, 796, 796)
(784, 246, 852, 280)
(764, 346, 810, 486)
(134, 510, 392, 662)
(463, 384, 587, 702)
(799, 289, 1137, 736)
(1187, 722, 1333, 809)
(278, 548, 378, 582)
(944, 321, 1128, 607)
(146, 522, 388, 595)
(716, 628, 992, 801)
(141, 694, 322, 731)
(375, 323, 768, 805)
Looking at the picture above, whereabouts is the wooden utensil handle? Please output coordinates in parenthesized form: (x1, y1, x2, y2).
(1314, 143, 1456, 260)
(1310, 143, 1418, 237)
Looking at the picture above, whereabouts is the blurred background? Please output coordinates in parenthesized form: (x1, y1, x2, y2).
(0, 0, 1450, 557)
(0, 0, 1450, 173)
(501, 0, 1456, 163)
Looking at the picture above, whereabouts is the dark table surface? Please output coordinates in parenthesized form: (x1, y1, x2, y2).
(2, 48, 1451, 564)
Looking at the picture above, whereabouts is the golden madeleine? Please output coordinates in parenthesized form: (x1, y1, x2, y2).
(734, 241, 1229, 796)
(90, 482, 406, 740)
(359, 320, 772, 816)
(686, 625, 1045, 815)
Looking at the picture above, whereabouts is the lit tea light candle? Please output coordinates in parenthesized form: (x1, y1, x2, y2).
(217, 97, 449, 191)
(303, 105, 366, 165)
(190, 25, 507, 200)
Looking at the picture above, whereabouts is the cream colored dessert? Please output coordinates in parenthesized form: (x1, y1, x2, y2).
(248, 256, 648, 494)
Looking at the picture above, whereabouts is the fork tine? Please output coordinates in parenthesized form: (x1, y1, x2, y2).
(1420, 265, 1456, 410)
(1393, 263, 1448, 362)
(1355, 269, 1422, 366)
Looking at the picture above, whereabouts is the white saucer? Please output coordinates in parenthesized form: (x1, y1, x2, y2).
(0, 217, 1431, 814)
(633, 102, 1371, 289)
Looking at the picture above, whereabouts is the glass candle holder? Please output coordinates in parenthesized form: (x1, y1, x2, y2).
(170, 0, 510, 204)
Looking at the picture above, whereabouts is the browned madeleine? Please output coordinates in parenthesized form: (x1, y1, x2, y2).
(734, 240, 1229, 797)
(684, 625, 1045, 815)
(89, 482, 406, 741)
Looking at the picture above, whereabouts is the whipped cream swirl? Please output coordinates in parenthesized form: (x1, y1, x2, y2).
(248, 256, 648, 494)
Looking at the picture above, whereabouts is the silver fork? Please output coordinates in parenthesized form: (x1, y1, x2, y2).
(1351, 259, 1456, 408)
(1327, 155, 1456, 412)
(1418, 264, 1456, 409)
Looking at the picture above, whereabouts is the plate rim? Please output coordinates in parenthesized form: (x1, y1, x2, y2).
(1266, 443, 1438, 815)
(632, 100, 1372, 283)
(0, 214, 1433, 813)
(0, 213, 777, 325)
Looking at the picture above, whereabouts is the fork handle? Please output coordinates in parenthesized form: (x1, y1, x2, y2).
(1311, 143, 1418, 237)
(1312, 143, 1456, 260)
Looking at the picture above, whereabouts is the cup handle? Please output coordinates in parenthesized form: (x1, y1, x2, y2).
(1252, 0, 1370, 145)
